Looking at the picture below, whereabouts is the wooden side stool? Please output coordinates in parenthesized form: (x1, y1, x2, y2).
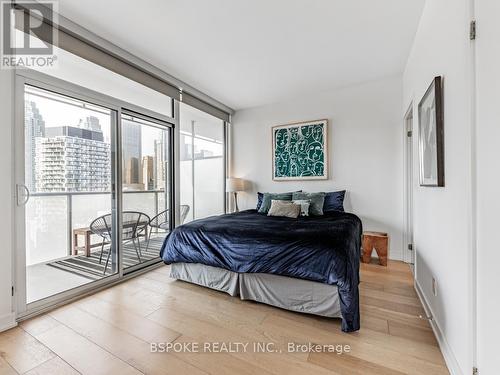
(362, 231, 389, 266)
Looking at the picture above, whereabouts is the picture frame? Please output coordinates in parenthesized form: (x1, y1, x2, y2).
(272, 119, 328, 181)
(418, 76, 444, 187)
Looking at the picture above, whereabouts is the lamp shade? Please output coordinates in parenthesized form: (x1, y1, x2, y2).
(226, 178, 245, 192)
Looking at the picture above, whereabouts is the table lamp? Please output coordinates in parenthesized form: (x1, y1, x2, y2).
(226, 178, 245, 212)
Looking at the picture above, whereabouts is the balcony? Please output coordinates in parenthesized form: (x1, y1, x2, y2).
(26, 190, 169, 303)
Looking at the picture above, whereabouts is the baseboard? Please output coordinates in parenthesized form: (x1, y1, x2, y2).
(414, 281, 463, 375)
(0, 312, 16, 332)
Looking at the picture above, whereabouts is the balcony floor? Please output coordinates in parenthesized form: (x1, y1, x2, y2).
(26, 235, 165, 304)
(27, 262, 91, 303)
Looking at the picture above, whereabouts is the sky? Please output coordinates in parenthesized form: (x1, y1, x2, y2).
(26, 88, 113, 142)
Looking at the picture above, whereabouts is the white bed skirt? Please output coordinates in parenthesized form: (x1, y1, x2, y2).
(169, 262, 239, 296)
(170, 263, 342, 318)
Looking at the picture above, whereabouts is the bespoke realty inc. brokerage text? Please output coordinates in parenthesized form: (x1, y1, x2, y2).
(151, 341, 351, 354)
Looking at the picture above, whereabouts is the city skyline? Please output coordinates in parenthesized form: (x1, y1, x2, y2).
(25, 98, 169, 193)
(25, 89, 221, 195)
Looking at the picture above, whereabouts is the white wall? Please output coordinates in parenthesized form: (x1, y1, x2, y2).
(0, 69, 15, 330)
(475, 1, 500, 374)
(232, 76, 405, 260)
(403, 0, 473, 374)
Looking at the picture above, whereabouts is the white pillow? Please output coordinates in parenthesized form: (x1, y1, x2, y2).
(292, 199, 311, 216)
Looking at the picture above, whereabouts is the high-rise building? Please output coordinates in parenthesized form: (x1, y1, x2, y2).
(154, 138, 167, 190)
(122, 121, 142, 188)
(80, 116, 101, 132)
(142, 156, 154, 190)
(123, 158, 144, 191)
(35, 120, 111, 192)
(24, 101, 45, 191)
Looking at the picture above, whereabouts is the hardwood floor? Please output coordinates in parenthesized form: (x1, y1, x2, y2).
(0, 261, 449, 374)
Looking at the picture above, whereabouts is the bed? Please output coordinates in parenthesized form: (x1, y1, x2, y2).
(160, 209, 362, 332)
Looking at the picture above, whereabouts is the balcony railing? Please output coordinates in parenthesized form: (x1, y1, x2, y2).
(26, 190, 168, 266)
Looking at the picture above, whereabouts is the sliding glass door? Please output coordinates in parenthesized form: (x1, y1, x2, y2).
(121, 112, 172, 273)
(15, 71, 174, 316)
(19, 83, 118, 305)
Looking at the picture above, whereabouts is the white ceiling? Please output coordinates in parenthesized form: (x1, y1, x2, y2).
(58, 0, 425, 111)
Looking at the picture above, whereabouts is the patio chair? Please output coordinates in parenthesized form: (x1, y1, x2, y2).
(145, 205, 190, 251)
(89, 211, 150, 274)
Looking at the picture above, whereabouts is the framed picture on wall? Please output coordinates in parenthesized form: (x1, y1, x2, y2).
(272, 119, 328, 181)
(418, 76, 444, 187)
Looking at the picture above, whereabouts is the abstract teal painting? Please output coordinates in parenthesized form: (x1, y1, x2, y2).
(272, 119, 328, 180)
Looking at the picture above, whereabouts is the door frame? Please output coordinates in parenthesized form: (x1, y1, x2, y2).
(403, 102, 415, 271)
(14, 69, 175, 318)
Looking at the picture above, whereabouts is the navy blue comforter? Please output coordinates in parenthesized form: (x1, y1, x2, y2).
(160, 209, 362, 332)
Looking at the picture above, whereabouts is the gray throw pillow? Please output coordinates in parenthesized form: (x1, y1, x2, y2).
(292, 192, 326, 216)
(267, 200, 301, 218)
(258, 192, 293, 213)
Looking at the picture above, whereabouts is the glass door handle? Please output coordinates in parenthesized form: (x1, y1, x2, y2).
(16, 184, 30, 206)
